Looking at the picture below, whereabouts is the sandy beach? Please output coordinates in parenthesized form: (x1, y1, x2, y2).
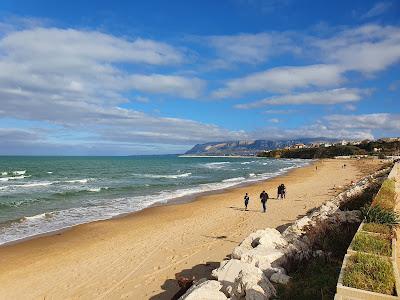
(0, 159, 386, 299)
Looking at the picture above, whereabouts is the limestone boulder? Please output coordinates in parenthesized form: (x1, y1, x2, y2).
(240, 247, 286, 272)
(178, 279, 227, 300)
(231, 263, 276, 300)
(257, 228, 287, 249)
(232, 230, 267, 259)
(212, 259, 251, 294)
(270, 273, 291, 285)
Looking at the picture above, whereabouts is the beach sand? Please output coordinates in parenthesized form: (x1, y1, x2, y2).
(0, 159, 386, 299)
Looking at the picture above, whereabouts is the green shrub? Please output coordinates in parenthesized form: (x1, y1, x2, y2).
(373, 179, 396, 210)
(362, 223, 392, 235)
(352, 232, 391, 256)
(343, 253, 395, 295)
(361, 204, 400, 226)
(277, 257, 341, 300)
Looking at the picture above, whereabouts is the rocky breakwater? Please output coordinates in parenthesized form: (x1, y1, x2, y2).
(178, 166, 392, 300)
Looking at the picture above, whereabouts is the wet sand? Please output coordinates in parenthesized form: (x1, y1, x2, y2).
(0, 159, 385, 299)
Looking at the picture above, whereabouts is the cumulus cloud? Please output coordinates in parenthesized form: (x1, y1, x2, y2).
(252, 124, 374, 141)
(313, 24, 400, 73)
(250, 113, 400, 141)
(235, 88, 368, 109)
(0, 27, 205, 101)
(213, 24, 400, 98)
(0, 26, 251, 151)
(1, 27, 184, 65)
(213, 64, 344, 98)
(324, 113, 400, 131)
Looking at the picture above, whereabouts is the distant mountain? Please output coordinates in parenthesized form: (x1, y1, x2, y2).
(184, 138, 337, 156)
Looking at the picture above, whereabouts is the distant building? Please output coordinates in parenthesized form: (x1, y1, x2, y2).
(292, 143, 306, 149)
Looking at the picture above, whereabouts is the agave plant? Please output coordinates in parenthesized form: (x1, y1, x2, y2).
(361, 204, 400, 226)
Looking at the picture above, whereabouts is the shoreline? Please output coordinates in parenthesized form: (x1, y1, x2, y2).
(0, 159, 310, 247)
(0, 158, 385, 299)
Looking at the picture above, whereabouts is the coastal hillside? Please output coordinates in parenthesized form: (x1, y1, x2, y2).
(185, 138, 336, 156)
(258, 139, 400, 159)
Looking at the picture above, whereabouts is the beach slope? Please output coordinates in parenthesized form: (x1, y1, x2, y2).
(0, 159, 385, 299)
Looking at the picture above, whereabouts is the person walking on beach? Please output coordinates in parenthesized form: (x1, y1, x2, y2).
(244, 193, 249, 211)
(277, 184, 286, 199)
(260, 190, 269, 213)
(281, 184, 286, 199)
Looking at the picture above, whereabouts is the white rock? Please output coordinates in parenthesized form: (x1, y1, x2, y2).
(270, 273, 291, 285)
(258, 228, 288, 249)
(232, 230, 267, 259)
(263, 267, 286, 278)
(212, 259, 250, 294)
(241, 247, 286, 271)
(232, 264, 276, 300)
(179, 279, 227, 300)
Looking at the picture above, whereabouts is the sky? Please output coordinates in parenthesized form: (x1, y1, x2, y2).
(0, 0, 399, 155)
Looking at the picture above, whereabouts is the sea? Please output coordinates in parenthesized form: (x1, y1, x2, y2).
(0, 155, 309, 245)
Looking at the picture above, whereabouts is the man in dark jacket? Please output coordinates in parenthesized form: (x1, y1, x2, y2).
(259, 190, 269, 212)
(244, 193, 249, 211)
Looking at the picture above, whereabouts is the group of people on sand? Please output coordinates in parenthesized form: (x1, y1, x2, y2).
(243, 183, 286, 212)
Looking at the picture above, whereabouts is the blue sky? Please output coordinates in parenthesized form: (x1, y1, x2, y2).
(0, 0, 399, 155)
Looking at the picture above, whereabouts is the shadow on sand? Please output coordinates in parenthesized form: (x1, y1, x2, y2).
(149, 261, 220, 300)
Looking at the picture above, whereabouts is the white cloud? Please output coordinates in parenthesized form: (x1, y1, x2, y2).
(361, 2, 392, 19)
(313, 24, 400, 73)
(251, 113, 400, 141)
(206, 32, 296, 65)
(235, 88, 367, 109)
(0, 26, 251, 149)
(134, 96, 150, 103)
(262, 109, 295, 114)
(213, 64, 344, 98)
(213, 24, 400, 98)
(0, 27, 205, 100)
(344, 104, 357, 111)
(252, 124, 374, 140)
(324, 113, 400, 131)
(1, 27, 184, 65)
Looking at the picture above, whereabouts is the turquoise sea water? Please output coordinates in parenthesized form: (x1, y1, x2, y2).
(0, 155, 309, 245)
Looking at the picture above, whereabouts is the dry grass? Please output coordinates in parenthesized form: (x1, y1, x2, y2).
(343, 253, 395, 295)
(372, 179, 396, 210)
(351, 232, 391, 256)
(362, 223, 392, 235)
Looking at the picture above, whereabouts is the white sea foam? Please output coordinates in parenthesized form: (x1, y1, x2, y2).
(19, 182, 54, 188)
(12, 170, 26, 175)
(23, 213, 52, 221)
(203, 162, 230, 169)
(64, 179, 89, 184)
(222, 177, 246, 183)
(249, 173, 256, 177)
(47, 171, 53, 174)
(133, 172, 192, 179)
(0, 160, 310, 245)
(88, 188, 101, 192)
(0, 175, 29, 182)
(1, 172, 7, 176)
